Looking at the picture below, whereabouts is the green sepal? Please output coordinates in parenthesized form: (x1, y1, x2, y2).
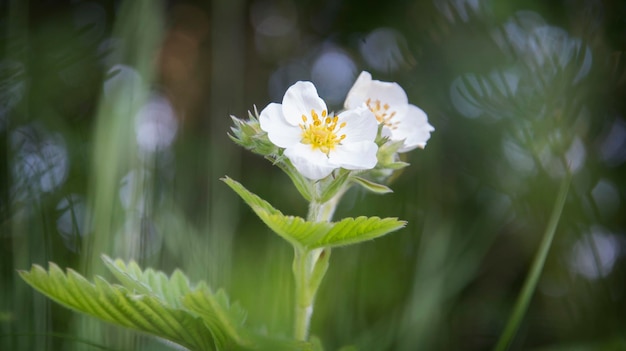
(229, 107, 278, 156)
(318, 169, 351, 203)
(377, 139, 405, 154)
(384, 161, 410, 170)
(351, 176, 393, 194)
(222, 177, 406, 249)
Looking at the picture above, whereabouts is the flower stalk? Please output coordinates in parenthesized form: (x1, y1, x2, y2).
(293, 188, 345, 341)
(293, 246, 329, 341)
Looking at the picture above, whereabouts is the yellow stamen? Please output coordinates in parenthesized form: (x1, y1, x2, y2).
(366, 98, 399, 129)
(299, 109, 347, 156)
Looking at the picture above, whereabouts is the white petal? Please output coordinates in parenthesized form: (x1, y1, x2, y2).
(285, 143, 336, 180)
(393, 104, 434, 152)
(330, 141, 378, 170)
(344, 72, 410, 122)
(366, 80, 409, 112)
(282, 81, 327, 125)
(336, 107, 378, 143)
(259, 102, 302, 148)
(344, 71, 373, 109)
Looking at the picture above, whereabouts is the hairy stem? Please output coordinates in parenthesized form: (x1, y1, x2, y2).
(292, 190, 344, 341)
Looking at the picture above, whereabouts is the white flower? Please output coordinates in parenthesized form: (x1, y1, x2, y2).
(344, 71, 434, 152)
(260, 81, 379, 180)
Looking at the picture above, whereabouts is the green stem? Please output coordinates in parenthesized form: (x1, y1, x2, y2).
(293, 248, 317, 341)
(292, 190, 343, 341)
(493, 175, 571, 351)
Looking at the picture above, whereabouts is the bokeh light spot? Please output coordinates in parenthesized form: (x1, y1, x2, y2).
(56, 194, 92, 252)
(568, 228, 621, 279)
(591, 179, 620, 219)
(310, 49, 356, 106)
(359, 28, 409, 73)
(135, 93, 178, 153)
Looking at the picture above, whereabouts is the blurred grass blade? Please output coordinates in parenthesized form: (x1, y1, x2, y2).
(494, 175, 571, 351)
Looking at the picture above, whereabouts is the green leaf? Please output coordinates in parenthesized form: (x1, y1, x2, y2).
(21, 258, 313, 351)
(222, 176, 330, 248)
(102, 256, 192, 309)
(351, 176, 393, 194)
(182, 285, 251, 349)
(19, 263, 216, 351)
(303, 216, 406, 249)
(102, 255, 251, 349)
(223, 177, 406, 249)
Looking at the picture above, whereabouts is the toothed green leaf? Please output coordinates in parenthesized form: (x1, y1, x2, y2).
(222, 176, 329, 248)
(102, 255, 192, 309)
(20, 258, 313, 350)
(222, 177, 406, 249)
(305, 216, 406, 249)
(182, 284, 251, 349)
(102, 255, 254, 349)
(19, 263, 216, 351)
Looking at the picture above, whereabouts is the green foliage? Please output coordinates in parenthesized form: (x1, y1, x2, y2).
(19, 262, 215, 350)
(102, 256, 192, 309)
(272, 158, 315, 202)
(229, 107, 278, 156)
(318, 170, 351, 203)
(309, 216, 405, 248)
(183, 287, 249, 349)
(19, 257, 310, 351)
(222, 177, 406, 249)
(350, 176, 393, 194)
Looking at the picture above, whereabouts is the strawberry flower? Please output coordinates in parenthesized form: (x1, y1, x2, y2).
(345, 71, 434, 152)
(260, 81, 379, 180)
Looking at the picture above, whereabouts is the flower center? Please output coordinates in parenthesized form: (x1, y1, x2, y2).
(366, 98, 399, 130)
(300, 109, 346, 156)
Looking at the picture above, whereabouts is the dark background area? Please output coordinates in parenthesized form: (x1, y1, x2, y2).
(1, 0, 625, 350)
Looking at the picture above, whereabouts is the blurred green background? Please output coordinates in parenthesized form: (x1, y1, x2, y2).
(1, 0, 625, 350)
